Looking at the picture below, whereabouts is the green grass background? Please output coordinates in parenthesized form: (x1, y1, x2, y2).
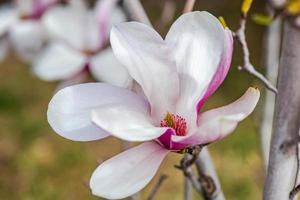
(0, 0, 269, 199)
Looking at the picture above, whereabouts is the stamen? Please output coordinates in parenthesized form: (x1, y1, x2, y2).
(160, 112, 187, 136)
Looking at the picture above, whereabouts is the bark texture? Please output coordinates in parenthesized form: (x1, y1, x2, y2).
(264, 21, 300, 200)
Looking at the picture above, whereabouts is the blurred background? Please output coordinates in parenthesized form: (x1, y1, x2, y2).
(0, 0, 268, 199)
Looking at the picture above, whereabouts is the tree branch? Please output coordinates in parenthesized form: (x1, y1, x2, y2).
(195, 148, 226, 200)
(263, 21, 300, 200)
(184, 174, 193, 200)
(234, 15, 278, 94)
(260, 13, 282, 168)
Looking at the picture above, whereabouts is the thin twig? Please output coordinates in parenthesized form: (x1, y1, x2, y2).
(147, 174, 168, 200)
(233, 14, 278, 94)
(183, 0, 196, 13)
(234, 22, 278, 93)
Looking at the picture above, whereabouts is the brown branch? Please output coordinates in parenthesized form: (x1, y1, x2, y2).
(147, 174, 168, 200)
(233, 15, 278, 94)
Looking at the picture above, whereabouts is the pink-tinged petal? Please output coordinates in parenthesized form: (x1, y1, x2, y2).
(165, 11, 226, 121)
(9, 20, 46, 62)
(89, 48, 132, 88)
(94, 0, 126, 46)
(92, 101, 173, 142)
(16, 0, 57, 19)
(42, 6, 101, 51)
(110, 22, 179, 120)
(196, 28, 234, 112)
(0, 6, 17, 36)
(171, 88, 260, 146)
(47, 83, 147, 141)
(90, 141, 169, 199)
(32, 43, 86, 81)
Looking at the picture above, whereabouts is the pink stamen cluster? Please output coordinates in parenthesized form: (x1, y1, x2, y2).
(160, 113, 187, 136)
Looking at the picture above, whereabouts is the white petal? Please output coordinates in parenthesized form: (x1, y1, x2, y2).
(89, 48, 132, 88)
(48, 83, 147, 141)
(172, 88, 260, 145)
(0, 6, 17, 36)
(92, 102, 170, 142)
(42, 6, 101, 51)
(90, 141, 169, 199)
(32, 43, 86, 81)
(9, 20, 46, 62)
(110, 22, 179, 119)
(165, 11, 225, 120)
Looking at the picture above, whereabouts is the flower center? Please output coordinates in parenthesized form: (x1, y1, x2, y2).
(160, 112, 187, 136)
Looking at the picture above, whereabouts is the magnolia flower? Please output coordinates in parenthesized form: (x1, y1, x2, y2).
(0, 0, 58, 61)
(47, 11, 260, 199)
(33, 0, 132, 88)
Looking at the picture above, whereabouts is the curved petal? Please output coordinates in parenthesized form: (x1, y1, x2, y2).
(89, 48, 132, 88)
(196, 28, 234, 112)
(32, 43, 86, 81)
(90, 141, 169, 199)
(0, 6, 17, 36)
(92, 101, 172, 142)
(42, 6, 101, 51)
(47, 83, 148, 141)
(110, 22, 179, 119)
(171, 88, 260, 146)
(165, 11, 226, 121)
(9, 20, 46, 62)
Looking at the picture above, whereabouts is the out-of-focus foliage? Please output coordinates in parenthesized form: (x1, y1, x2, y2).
(0, 0, 267, 199)
(287, 0, 300, 15)
(251, 14, 273, 26)
(241, 0, 253, 15)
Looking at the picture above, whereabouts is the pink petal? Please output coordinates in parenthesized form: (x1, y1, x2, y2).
(90, 141, 169, 199)
(94, 0, 126, 47)
(171, 88, 260, 146)
(196, 28, 234, 112)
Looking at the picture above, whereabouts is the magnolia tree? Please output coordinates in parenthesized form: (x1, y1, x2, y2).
(2, 0, 300, 199)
